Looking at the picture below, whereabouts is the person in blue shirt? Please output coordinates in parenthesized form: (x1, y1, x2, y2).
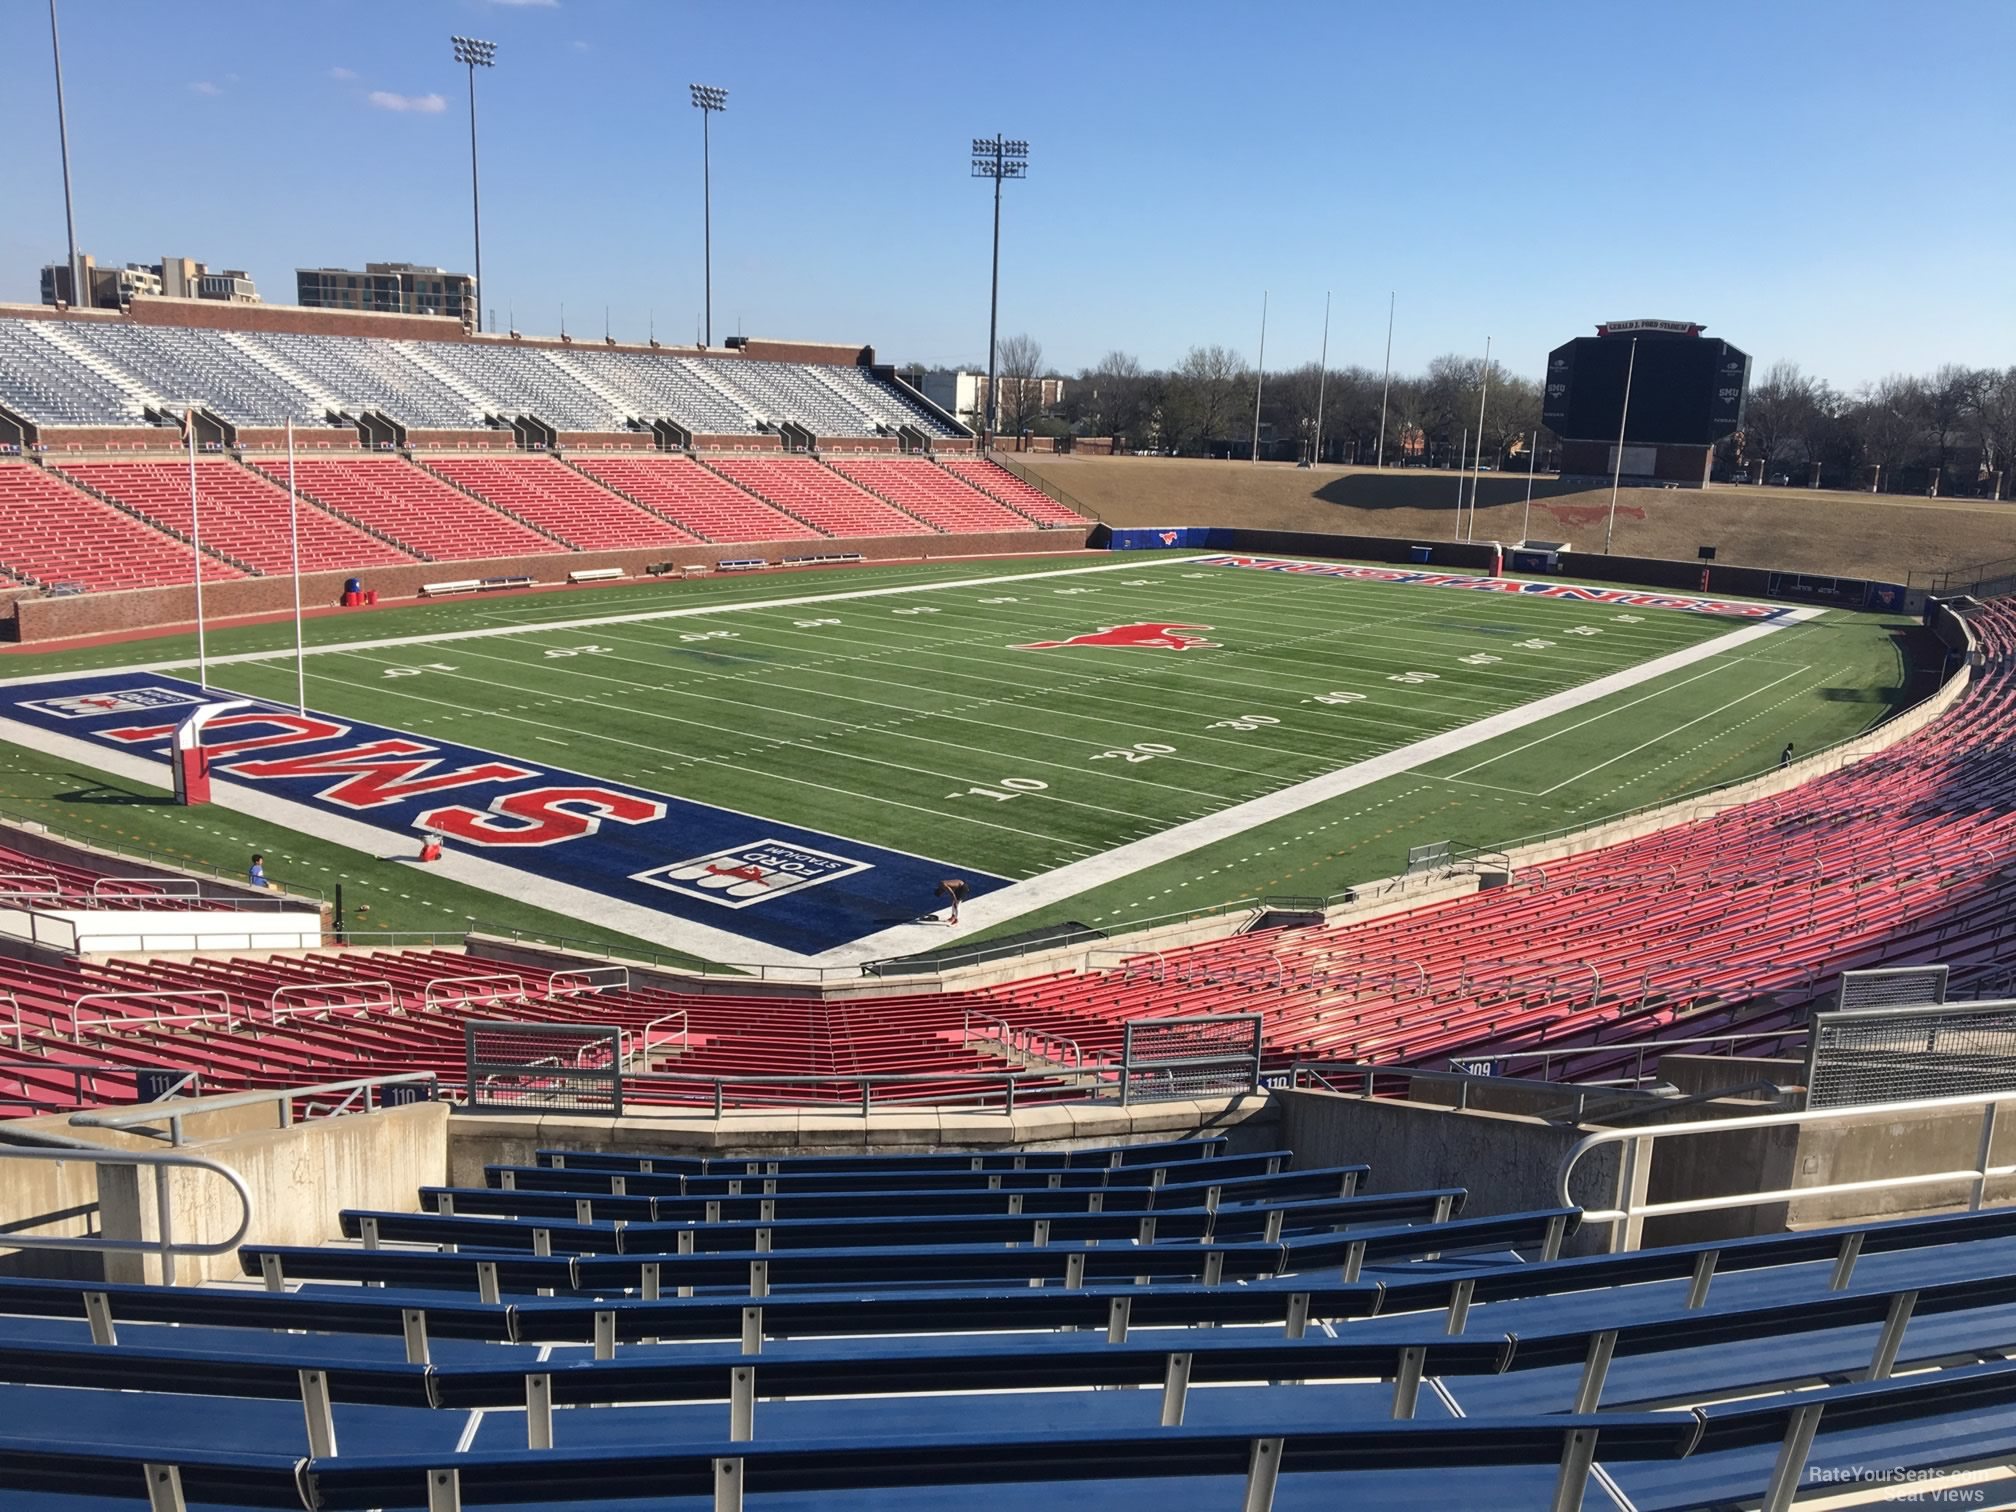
(249, 854, 269, 889)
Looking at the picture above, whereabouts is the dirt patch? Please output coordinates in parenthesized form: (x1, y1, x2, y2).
(1015, 455, 2014, 581)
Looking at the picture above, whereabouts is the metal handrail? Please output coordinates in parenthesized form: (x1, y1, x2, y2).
(269, 979, 398, 1025)
(547, 965, 630, 997)
(639, 1011, 688, 1065)
(90, 875, 202, 900)
(619, 1067, 1073, 1119)
(1493, 1029, 1811, 1086)
(71, 989, 234, 1044)
(1282, 1058, 1654, 1123)
(1557, 1086, 2016, 1253)
(423, 974, 526, 1011)
(0, 1143, 252, 1285)
(71, 1070, 439, 1146)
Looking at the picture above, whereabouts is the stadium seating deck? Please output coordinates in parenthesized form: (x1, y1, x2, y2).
(826, 455, 1038, 533)
(5, 1142, 2016, 1510)
(0, 461, 245, 593)
(708, 456, 932, 538)
(0, 316, 967, 442)
(425, 456, 701, 550)
(61, 460, 418, 574)
(269, 457, 558, 563)
(570, 455, 825, 542)
(939, 455, 1092, 526)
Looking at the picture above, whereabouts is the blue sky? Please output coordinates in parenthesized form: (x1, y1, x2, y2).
(1, 0, 2008, 387)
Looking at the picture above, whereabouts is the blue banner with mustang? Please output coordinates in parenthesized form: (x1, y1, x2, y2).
(0, 673, 1007, 955)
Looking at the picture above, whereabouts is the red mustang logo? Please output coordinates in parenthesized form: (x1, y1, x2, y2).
(1014, 623, 1219, 651)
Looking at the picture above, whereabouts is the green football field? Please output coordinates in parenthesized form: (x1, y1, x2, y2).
(0, 553, 1933, 961)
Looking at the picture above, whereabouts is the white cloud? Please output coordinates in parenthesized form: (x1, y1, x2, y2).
(368, 90, 448, 113)
(487, 0, 558, 6)
(329, 66, 358, 81)
(189, 80, 221, 96)
(570, 38, 590, 51)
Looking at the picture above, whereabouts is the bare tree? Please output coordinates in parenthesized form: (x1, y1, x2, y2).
(995, 334, 1044, 437)
(1076, 350, 1148, 446)
(1743, 361, 1816, 474)
(1168, 345, 1245, 455)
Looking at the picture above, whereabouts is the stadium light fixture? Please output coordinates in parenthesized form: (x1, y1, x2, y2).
(691, 84, 728, 347)
(451, 35, 497, 333)
(971, 135, 1030, 439)
(1606, 337, 1640, 554)
(48, 1, 81, 309)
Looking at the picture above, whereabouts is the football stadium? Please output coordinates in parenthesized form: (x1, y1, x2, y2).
(3, 5, 2016, 1510)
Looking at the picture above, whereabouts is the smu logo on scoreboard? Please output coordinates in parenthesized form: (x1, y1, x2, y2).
(633, 841, 871, 909)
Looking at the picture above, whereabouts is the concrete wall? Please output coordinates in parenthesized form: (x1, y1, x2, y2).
(0, 1099, 448, 1283)
(1281, 1076, 2016, 1257)
(1276, 1087, 1623, 1255)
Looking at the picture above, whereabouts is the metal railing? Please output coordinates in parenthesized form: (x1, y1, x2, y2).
(1491, 1029, 1811, 1088)
(1282, 1059, 1653, 1125)
(71, 990, 235, 1044)
(1558, 1086, 2016, 1253)
(424, 974, 528, 1011)
(269, 979, 398, 1025)
(69, 1071, 440, 1147)
(620, 1068, 1081, 1119)
(547, 965, 630, 997)
(960, 1008, 1087, 1073)
(638, 1011, 688, 1065)
(0, 1143, 252, 1285)
(0, 1059, 148, 1116)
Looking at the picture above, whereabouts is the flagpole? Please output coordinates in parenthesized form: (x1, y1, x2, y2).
(1468, 335, 1492, 542)
(1312, 290, 1331, 467)
(184, 413, 208, 688)
(287, 418, 305, 714)
(1375, 291, 1395, 469)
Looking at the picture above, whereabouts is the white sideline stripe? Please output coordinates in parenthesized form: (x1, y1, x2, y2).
(0, 556, 1218, 686)
(810, 614, 1810, 966)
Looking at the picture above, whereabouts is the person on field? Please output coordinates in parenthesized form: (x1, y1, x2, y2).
(248, 853, 269, 890)
(934, 877, 969, 925)
(1781, 742, 1795, 769)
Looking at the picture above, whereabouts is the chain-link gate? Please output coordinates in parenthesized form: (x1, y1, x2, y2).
(464, 1021, 623, 1114)
(1119, 1014, 1263, 1105)
(1834, 966, 1949, 1014)
(1805, 998, 2016, 1109)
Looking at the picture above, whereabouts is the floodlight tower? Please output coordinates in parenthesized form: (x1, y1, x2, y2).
(971, 135, 1028, 439)
(691, 84, 728, 347)
(48, 0, 81, 308)
(451, 34, 496, 332)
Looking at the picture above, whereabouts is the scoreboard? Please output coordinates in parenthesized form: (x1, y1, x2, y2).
(1543, 321, 1749, 446)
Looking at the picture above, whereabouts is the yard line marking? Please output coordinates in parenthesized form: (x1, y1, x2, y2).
(1440, 661, 1739, 779)
(1529, 667, 1812, 797)
(221, 653, 1115, 849)
(810, 615, 1803, 966)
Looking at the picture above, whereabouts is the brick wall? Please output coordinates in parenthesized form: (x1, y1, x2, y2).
(127, 296, 469, 342)
(736, 338, 874, 367)
(818, 437, 902, 454)
(8, 529, 1095, 643)
(692, 434, 783, 453)
(553, 432, 654, 452)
